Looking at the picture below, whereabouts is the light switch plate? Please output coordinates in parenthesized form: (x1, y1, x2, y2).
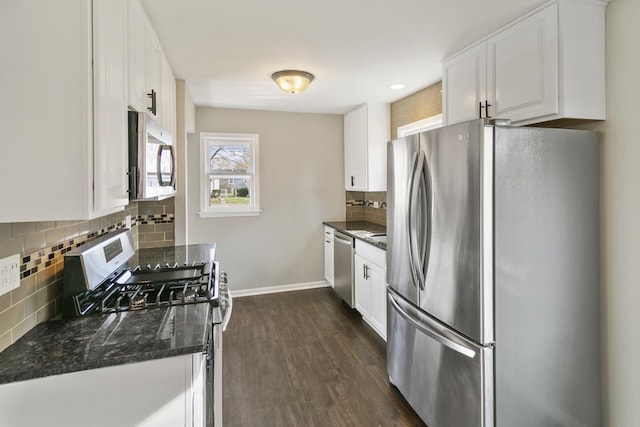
(0, 254, 20, 296)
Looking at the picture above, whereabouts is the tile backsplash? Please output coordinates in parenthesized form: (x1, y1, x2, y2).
(346, 191, 387, 226)
(0, 198, 175, 353)
(137, 198, 175, 248)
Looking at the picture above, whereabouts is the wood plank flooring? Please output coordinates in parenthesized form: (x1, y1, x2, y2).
(223, 287, 426, 427)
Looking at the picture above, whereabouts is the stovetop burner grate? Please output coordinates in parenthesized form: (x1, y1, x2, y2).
(73, 261, 219, 316)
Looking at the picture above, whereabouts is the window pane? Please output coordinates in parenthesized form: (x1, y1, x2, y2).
(208, 176, 251, 207)
(209, 144, 251, 173)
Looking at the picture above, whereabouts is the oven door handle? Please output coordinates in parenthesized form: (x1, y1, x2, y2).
(222, 288, 233, 332)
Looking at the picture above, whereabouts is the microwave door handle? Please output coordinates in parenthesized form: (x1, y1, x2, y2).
(168, 145, 176, 188)
(156, 145, 165, 186)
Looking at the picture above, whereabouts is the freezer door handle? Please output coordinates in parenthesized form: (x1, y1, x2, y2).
(388, 291, 476, 359)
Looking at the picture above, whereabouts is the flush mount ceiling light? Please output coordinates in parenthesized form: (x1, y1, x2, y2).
(271, 70, 315, 94)
(389, 83, 405, 90)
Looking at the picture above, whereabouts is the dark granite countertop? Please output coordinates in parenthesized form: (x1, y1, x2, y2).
(0, 243, 216, 385)
(323, 221, 387, 250)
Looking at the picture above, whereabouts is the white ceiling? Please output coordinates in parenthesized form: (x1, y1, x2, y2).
(140, 0, 544, 115)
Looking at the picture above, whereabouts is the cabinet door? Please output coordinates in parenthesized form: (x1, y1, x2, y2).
(324, 229, 334, 286)
(127, 0, 148, 111)
(0, 0, 91, 221)
(161, 57, 176, 138)
(487, 3, 558, 122)
(190, 353, 207, 427)
(344, 105, 368, 190)
(146, 29, 162, 118)
(367, 261, 387, 340)
(0, 354, 193, 427)
(93, 0, 129, 213)
(442, 43, 487, 125)
(354, 254, 370, 318)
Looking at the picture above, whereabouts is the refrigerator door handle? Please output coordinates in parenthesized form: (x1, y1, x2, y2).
(388, 291, 476, 359)
(407, 151, 431, 292)
(408, 152, 426, 291)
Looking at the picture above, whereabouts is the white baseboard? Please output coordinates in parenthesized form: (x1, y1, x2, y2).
(231, 280, 331, 298)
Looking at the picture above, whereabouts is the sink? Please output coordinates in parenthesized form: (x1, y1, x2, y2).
(350, 230, 385, 238)
(369, 235, 387, 244)
(347, 229, 386, 244)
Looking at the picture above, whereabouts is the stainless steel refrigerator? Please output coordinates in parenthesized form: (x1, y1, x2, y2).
(386, 119, 601, 427)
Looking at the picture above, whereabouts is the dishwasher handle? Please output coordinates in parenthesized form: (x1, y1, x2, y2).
(334, 232, 353, 246)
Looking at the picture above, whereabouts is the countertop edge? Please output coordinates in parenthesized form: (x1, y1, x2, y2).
(0, 243, 217, 386)
(0, 344, 208, 385)
(323, 221, 387, 250)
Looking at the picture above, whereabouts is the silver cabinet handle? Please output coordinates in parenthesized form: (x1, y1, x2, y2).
(388, 291, 476, 358)
(334, 234, 352, 245)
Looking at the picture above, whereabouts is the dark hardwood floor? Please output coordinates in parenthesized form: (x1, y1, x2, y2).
(223, 287, 426, 427)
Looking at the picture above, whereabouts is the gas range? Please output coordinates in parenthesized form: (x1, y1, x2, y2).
(62, 230, 229, 323)
(59, 229, 231, 426)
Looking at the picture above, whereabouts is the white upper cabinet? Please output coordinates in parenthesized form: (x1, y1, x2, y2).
(127, 0, 176, 136)
(0, 0, 128, 222)
(93, 0, 130, 213)
(146, 29, 163, 117)
(442, 0, 608, 126)
(486, 3, 558, 123)
(127, 0, 148, 112)
(344, 103, 390, 192)
(161, 57, 177, 139)
(442, 43, 487, 126)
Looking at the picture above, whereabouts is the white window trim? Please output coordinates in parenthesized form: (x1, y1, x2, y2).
(199, 132, 261, 218)
(396, 114, 443, 137)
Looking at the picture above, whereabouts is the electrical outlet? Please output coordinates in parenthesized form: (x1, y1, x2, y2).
(125, 215, 132, 229)
(0, 254, 20, 296)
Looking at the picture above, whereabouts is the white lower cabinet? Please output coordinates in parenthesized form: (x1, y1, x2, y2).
(324, 226, 335, 286)
(354, 240, 387, 340)
(0, 354, 206, 427)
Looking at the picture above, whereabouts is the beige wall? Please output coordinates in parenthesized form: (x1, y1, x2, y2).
(186, 107, 344, 291)
(576, 0, 640, 425)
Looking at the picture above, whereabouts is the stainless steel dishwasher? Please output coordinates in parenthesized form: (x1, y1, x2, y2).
(333, 230, 354, 307)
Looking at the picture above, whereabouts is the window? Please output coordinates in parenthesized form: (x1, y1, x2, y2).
(199, 132, 260, 217)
